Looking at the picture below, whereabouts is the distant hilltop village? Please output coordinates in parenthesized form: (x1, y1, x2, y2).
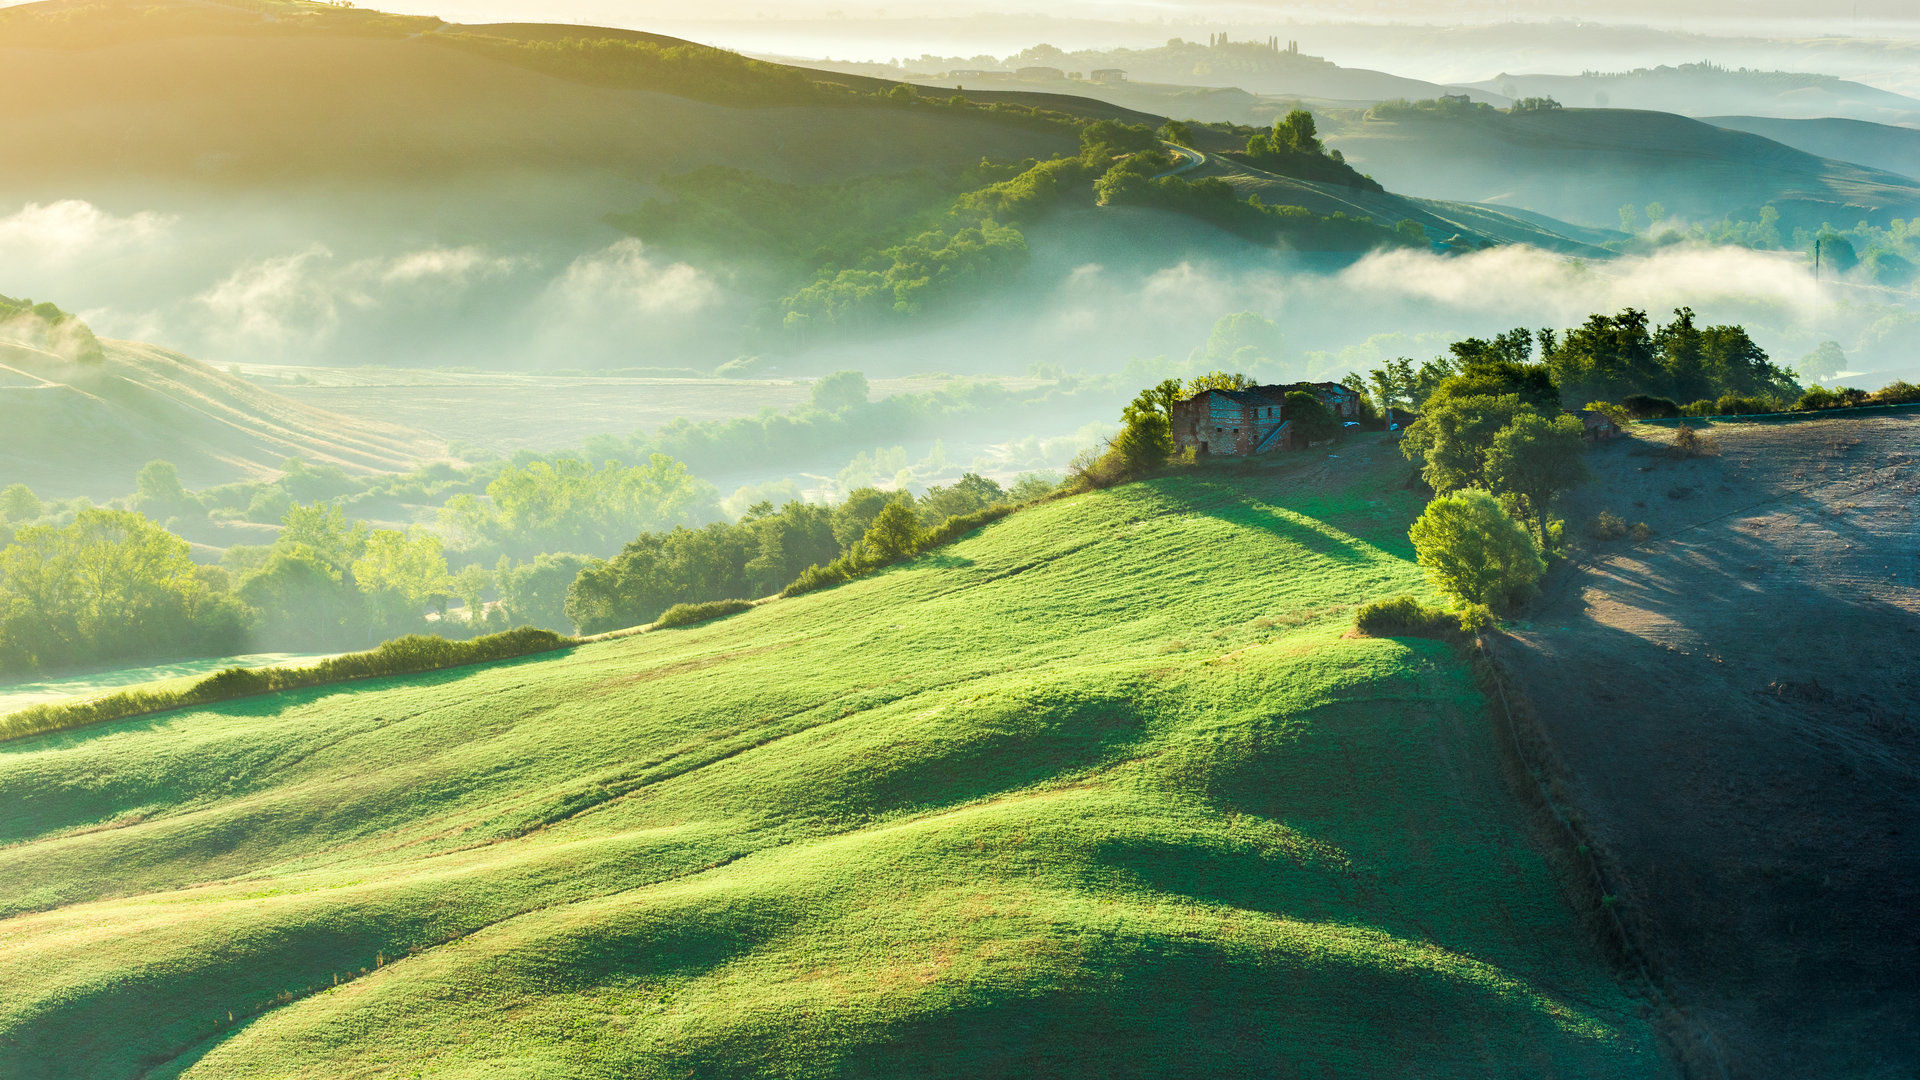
(939, 33, 1325, 86)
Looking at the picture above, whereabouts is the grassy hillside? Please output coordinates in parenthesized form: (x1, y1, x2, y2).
(0, 444, 1667, 1078)
(1182, 152, 1615, 253)
(0, 0, 1079, 220)
(1467, 67, 1920, 126)
(0, 332, 438, 499)
(1708, 114, 1920, 182)
(1322, 106, 1920, 232)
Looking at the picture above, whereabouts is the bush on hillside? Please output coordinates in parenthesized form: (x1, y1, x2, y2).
(1354, 596, 1458, 639)
(1588, 511, 1628, 541)
(0, 627, 573, 744)
(653, 598, 754, 628)
(1872, 380, 1920, 405)
(1408, 489, 1546, 612)
(1622, 394, 1680, 419)
(783, 504, 1015, 599)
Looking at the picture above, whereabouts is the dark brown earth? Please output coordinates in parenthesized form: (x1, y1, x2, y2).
(1493, 412, 1920, 1080)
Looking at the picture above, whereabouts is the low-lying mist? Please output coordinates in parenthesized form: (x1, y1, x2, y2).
(6, 193, 1908, 414)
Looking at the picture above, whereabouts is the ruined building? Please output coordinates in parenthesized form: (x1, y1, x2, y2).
(1167, 382, 1363, 457)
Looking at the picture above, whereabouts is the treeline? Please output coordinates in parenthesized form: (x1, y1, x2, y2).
(1367, 96, 1500, 120)
(0, 292, 103, 362)
(775, 122, 1150, 333)
(1234, 110, 1383, 190)
(565, 473, 1052, 633)
(0, 498, 588, 676)
(578, 370, 1125, 481)
(1344, 309, 1801, 416)
(1095, 154, 1408, 251)
(429, 34, 830, 106)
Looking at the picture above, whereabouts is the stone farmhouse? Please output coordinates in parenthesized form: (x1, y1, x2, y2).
(1168, 382, 1362, 457)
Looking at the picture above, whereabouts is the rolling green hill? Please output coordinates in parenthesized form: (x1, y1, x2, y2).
(1707, 114, 1920, 182)
(1180, 152, 1616, 253)
(1467, 66, 1920, 126)
(0, 327, 439, 500)
(1321, 106, 1920, 233)
(0, 0, 1081, 235)
(0, 445, 1668, 1078)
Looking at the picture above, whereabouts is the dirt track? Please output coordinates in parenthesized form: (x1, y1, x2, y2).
(1493, 412, 1920, 1079)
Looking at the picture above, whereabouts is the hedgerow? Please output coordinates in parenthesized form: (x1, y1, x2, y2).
(0, 627, 573, 744)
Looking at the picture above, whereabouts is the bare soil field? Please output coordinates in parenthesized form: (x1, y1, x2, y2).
(1492, 411, 1920, 1079)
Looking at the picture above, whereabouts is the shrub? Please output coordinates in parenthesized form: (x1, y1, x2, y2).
(1713, 394, 1776, 416)
(1621, 394, 1680, 419)
(654, 598, 754, 628)
(783, 505, 1015, 599)
(1680, 399, 1718, 416)
(1629, 521, 1653, 543)
(1670, 424, 1717, 458)
(0, 627, 573, 744)
(922, 504, 1014, 548)
(1455, 603, 1495, 635)
(1354, 596, 1457, 639)
(1407, 488, 1546, 612)
(1871, 380, 1920, 405)
(1588, 511, 1628, 541)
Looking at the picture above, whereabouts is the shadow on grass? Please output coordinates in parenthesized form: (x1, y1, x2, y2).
(658, 920, 1625, 1080)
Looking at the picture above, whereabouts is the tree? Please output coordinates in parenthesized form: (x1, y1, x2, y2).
(1160, 119, 1195, 146)
(236, 544, 360, 651)
(810, 370, 870, 414)
(1401, 393, 1541, 494)
(1276, 108, 1321, 153)
(1283, 391, 1338, 444)
(1483, 413, 1590, 544)
(134, 460, 192, 520)
(1799, 340, 1846, 383)
(1112, 411, 1173, 474)
(1408, 489, 1546, 612)
(280, 502, 368, 575)
(497, 552, 590, 633)
(0, 509, 245, 672)
(861, 502, 925, 563)
(1185, 370, 1253, 395)
(351, 529, 449, 638)
(0, 483, 42, 526)
(831, 487, 907, 550)
(1125, 378, 1187, 422)
(451, 564, 493, 627)
(917, 473, 1006, 525)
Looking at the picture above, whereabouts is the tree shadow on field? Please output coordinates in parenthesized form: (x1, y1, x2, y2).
(1498, 483, 1920, 1076)
(1152, 476, 1371, 565)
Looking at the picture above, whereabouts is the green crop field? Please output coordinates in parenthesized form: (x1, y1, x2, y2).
(0, 443, 1665, 1079)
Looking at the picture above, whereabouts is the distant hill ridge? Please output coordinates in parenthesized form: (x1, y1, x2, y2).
(0, 325, 439, 499)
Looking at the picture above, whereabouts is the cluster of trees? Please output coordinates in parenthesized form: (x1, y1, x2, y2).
(564, 473, 1052, 633)
(1237, 109, 1381, 190)
(777, 123, 1158, 334)
(1399, 361, 1592, 617)
(437, 454, 716, 562)
(1366, 96, 1499, 120)
(0, 510, 247, 674)
(0, 292, 103, 362)
(1090, 145, 1407, 251)
(1345, 309, 1800, 417)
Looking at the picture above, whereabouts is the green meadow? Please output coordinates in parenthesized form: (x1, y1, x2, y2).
(0, 444, 1665, 1079)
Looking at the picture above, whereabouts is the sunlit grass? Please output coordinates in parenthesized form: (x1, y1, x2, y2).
(0, 445, 1663, 1079)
